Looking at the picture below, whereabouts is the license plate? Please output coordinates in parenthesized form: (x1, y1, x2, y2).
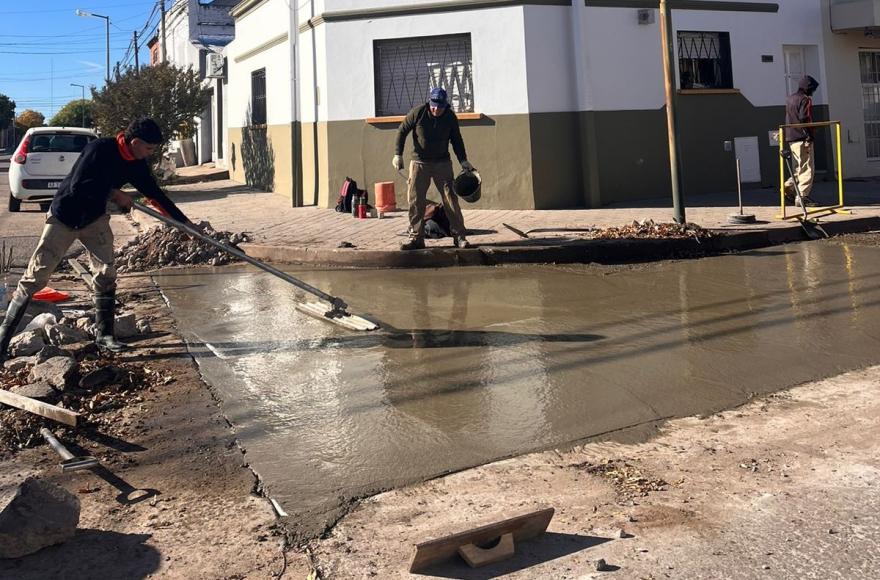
(47, 182, 61, 188)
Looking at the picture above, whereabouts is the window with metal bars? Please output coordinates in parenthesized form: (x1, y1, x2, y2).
(677, 31, 733, 90)
(251, 68, 266, 126)
(374, 33, 474, 117)
(859, 51, 880, 160)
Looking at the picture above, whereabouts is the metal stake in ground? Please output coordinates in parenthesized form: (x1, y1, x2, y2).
(131, 201, 379, 331)
(728, 158, 756, 225)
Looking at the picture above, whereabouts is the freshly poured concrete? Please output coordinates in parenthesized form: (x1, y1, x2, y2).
(153, 243, 880, 528)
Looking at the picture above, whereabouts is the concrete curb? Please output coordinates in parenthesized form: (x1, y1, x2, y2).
(240, 215, 880, 269)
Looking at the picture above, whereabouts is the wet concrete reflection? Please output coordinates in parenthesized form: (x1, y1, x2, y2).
(152, 243, 880, 524)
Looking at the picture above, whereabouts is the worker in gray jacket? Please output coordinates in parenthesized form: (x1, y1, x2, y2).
(393, 88, 475, 250)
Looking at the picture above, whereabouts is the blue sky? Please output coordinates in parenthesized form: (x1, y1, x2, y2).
(0, 0, 161, 121)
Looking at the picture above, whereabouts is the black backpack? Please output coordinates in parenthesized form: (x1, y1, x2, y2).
(335, 177, 366, 213)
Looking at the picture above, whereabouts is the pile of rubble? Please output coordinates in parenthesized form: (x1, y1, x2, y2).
(0, 301, 163, 454)
(589, 219, 713, 241)
(115, 221, 251, 273)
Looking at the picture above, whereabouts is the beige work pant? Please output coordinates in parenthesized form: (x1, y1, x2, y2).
(15, 213, 116, 300)
(784, 140, 815, 199)
(406, 160, 466, 240)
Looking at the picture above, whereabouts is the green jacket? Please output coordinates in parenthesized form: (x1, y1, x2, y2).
(395, 104, 467, 163)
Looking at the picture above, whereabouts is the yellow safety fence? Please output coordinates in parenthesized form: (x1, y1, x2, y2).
(778, 120, 849, 220)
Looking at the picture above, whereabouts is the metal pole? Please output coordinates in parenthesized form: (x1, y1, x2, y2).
(105, 16, 110, 83)
(659, 0, 686, 224)
(160, 0, 167, 64)
(735, 158, 743, 215)
(70, 84, 85, 127)
(133, 30, 139, 71)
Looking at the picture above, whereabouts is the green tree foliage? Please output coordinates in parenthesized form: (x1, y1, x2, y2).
(50, 99, 94, 128)
(0, 94, 15, 130)
(16, 109, 45, 129)
(91, 63, 210, 147)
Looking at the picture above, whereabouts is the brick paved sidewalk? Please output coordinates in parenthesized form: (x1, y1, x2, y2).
(135, 179, 880, 267)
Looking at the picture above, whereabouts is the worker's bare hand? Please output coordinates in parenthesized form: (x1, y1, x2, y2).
(110, 189, 133, 212)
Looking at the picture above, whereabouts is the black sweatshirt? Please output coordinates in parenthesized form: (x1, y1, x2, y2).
(785, 76, 819, 143)
(50, 137, 189, 229)
(394, 104, 467, 163)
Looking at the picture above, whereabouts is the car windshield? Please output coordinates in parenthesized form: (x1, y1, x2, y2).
(29, 133, 95, 153)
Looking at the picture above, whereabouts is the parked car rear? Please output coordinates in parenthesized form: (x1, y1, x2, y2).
(8, 127, 98, 212)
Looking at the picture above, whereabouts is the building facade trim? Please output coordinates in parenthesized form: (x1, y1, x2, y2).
(233, 32, 288, 63)
(230, 0, 271, 19)
(584, 0, 778, 11)
(298, 0, 572, 33)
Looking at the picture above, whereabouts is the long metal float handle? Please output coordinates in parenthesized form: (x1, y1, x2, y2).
(131, 201, 349, 314)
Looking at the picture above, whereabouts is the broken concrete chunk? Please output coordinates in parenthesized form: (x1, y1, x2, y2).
(114, 314, 138, 339)
(47, 324, 91, 346)
(23, 313, 57, 333)
(0, 477, 80, 559)
(36, 344, 72, 364)
(28, 356, 78, 391)
(12, 381, 57, 402)
(3, 356, 36, 373)
(65, 341, 99, 358)
(136, 319, 152, 334)
(594, 558, 613, 572)
(9, 331, 46, 358)
(74, 316, 94, 332)
(79, 366, 118, 390)
(616, 528, 634, 539)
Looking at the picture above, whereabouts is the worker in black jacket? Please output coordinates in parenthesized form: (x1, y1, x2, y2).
(784, 75, 820, 207)
(393, 87, 475, 250)
(0, 118, 196, 360)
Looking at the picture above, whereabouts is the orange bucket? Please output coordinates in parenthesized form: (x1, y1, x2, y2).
(374, 182, 397, 212)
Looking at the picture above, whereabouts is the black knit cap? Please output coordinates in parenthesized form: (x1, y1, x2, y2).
(124, 118, 163, 144)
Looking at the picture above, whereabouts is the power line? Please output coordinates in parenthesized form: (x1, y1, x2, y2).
(3, 2, 156, 16)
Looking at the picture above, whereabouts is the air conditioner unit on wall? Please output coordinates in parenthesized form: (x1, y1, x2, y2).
(637, 9, 655, 25)
(206, 52, 225, 79)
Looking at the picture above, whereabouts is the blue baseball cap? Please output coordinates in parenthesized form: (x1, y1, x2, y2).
(428, 87, 448, 107)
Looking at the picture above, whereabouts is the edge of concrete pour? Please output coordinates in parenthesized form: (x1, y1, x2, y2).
(239, 216, 880, 270)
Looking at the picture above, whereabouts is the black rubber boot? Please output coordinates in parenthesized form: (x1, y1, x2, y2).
(0, 295, 31, 364)
(94, 291, 129, 353)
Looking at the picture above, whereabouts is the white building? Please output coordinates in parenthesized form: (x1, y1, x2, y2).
(156, 0, 236, 168)
(226, 0, 872, 210)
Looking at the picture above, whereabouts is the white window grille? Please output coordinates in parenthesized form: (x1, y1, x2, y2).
(860, 51, 880, 160)
(374, 34, 474, 117)
(678, 31, 732, 90)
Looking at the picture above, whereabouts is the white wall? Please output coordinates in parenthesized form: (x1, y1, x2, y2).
(315, 6, 529, 121)
(524, 5, 577, 113)
(582, 0, 825, 111)
(228, 0, 293, 129)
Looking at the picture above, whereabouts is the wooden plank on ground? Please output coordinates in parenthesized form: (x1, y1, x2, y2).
(0, 389, 78, 427)
(67, 258, 94, 289)
(409, 506, 554, 573)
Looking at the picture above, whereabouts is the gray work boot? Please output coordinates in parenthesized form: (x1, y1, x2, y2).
(94, 291, 129, 353)
(0, 294, 31, 364)
(795, 196, 819, 208)
(400, 238, 426, 251)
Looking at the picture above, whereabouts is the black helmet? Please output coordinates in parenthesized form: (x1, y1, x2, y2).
(454, 170, 481, 203)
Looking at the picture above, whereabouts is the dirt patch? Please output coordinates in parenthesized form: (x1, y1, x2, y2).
(0, 273, 311, 578)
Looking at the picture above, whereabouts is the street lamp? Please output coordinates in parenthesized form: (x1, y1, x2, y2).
(70, 83, 86, 127)
(75, 9, 110, 84)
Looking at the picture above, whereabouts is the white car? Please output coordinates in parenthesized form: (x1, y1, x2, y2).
(8, 127, 98, 212)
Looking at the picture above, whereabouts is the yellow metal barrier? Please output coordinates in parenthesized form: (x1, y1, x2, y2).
(777, 120, 849, 220)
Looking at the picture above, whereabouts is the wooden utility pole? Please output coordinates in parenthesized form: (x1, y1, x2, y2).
(659, 0, 685, 224)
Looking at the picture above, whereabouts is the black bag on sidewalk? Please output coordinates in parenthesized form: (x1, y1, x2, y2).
(335, 177, 367, 213)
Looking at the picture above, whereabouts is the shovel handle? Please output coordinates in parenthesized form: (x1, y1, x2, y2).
(40, 428, 74, 461)
(131, 201, 348, 312)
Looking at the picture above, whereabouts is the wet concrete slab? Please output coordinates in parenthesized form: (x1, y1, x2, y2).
(152, 242, 880, 533)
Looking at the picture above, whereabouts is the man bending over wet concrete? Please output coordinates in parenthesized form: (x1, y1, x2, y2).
(0, 117, 196, 360)
(393, 87, 475, 251)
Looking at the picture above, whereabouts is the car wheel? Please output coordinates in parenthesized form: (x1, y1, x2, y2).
(8, 194, 21, 213)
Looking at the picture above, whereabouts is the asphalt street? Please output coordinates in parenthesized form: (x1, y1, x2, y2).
(0, 154, 49, 269)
